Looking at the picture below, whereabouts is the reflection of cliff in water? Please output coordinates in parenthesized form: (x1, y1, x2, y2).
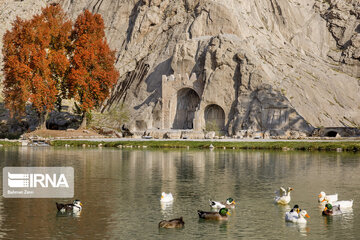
(0, 148, 359, 238)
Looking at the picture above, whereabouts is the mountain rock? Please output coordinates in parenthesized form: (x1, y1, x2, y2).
(0, 0, 359, 137)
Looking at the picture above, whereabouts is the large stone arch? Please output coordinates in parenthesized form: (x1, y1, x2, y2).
(172, 88, 200, 129)
(204, 104, 225, 131)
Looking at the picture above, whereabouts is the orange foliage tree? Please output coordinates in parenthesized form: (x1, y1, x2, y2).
(2, 4, 72, 129)
(67, 10, 119, 128)
(2, 18, 32, 116)
(3, 6, 118, 129)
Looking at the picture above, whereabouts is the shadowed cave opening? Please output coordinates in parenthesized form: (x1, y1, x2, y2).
(173, 88, 200, 129)
(325, 131, 338, 137)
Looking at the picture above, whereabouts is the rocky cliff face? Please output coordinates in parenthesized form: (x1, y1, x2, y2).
(1, 0, 359, 136)
(315, 0, 360, 75)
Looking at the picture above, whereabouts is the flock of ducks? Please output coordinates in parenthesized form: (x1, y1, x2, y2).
(158, 188, 354, 228)
(158, 192, 235, 228)
(54, 188, 354, 228)
(274, 187, 354, 224)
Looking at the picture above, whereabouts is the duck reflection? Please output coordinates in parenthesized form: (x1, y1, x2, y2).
(323, 208, 354, 228)
(160, 202, 174, 219)
(198, 218, 228, 231)
(56, 210, 81, 218)
(161, 202, 173, 211)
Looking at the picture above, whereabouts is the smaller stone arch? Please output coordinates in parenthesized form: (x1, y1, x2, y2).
(325, 131, 338, 137)
(204, 104, 225, 131)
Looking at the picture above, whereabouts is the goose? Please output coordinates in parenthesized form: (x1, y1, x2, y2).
(322, 203, 342, 216)
(318, 191, 338, 203)
(209, 197, 236, 209)
(56, 200, 82, 213)
(285, 205, 300, 222)
(198, 208, 230, 220)
(160, 192, 174, 203)
(158, 217, 184, 228)
(275, 187, 293, 205)
(287, 210, 310, 224)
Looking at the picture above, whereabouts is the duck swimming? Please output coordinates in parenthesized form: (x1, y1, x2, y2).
(209, 198, 236, 209)
(287, 210, 310, 224)
(285, 205, 300, 222)
(56, 200, 82, 213)
(275, 187, 293, 205)
(198, 208, 230, 220)
(318, 191, 338, 203)
(158, 217, 184, 228)
(160, 192, 174, 203)
(322, 197, 353, 209)
(322, 203, 342, 216)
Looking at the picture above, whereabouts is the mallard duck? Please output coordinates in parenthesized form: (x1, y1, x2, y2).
(198, 208, 230, 220)
(160, 192, 174, 203)
(287, 210, 310, 224)
(158, 217, 184, 228)
(285, 204, 300, 222)
(56, 200, 82, 212)
(209, 197, 236, 209)
(275, 187, 293, 205)
(322, 203, 342, 216)
(318, 191, 338, 203)
(322, 197, 353, 209)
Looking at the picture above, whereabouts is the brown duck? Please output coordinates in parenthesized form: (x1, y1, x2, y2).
(158, 217, 185, 228)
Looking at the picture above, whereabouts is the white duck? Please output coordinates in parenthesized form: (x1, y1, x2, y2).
(322, 196, 353, 209)
(209, 200, 225, 209)
(275, 187, 293, 205)
(285, 205, 300, 222)
(318, 191, 338, 203)
(160, 192, 174, 203)
(209, 198, 236, 209)
(287, 210, 310, 224)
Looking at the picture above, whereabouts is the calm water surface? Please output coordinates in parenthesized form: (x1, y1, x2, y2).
(0, 147, 359, 239)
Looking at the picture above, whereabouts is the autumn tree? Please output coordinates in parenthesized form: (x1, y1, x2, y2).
(2, 4, 71, 129)
(67, 10, 119, 128)
(2, 18, 32, 117)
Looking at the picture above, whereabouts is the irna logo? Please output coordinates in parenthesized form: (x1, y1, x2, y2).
(8, 172, 69, 188)
(3, 167, 74, 198)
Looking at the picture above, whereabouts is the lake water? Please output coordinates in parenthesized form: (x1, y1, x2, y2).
(0, 147, 359, 239)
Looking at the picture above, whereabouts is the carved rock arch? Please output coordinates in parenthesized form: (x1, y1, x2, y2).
(172, 88, 201, 129)
(204, 104, 225, 131)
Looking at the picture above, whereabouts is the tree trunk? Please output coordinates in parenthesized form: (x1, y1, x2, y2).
(38, 111, 49, 130)
(79, 111, 87, 129)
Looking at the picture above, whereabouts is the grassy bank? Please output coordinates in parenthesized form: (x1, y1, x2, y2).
(0, 141, 21, 146)
(51, 140, 360, 152)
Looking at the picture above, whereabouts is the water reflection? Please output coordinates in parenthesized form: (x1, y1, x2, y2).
(285, 222, 310, 236)
(0, 147, 359, 239)
(160, 202, 174, 218)
(56, 210, 81, 218)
